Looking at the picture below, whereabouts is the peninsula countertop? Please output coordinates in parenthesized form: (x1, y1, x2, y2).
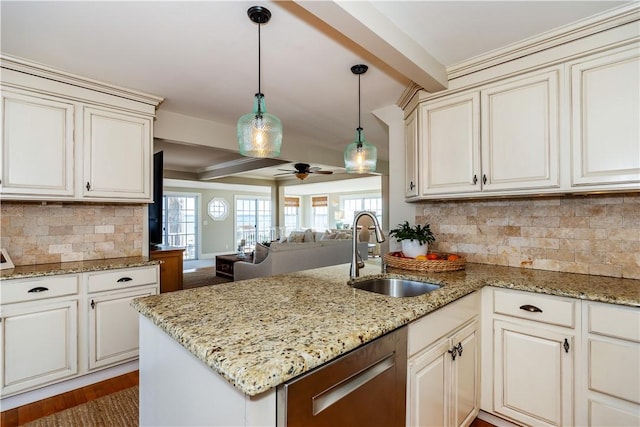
(132, 261, 640, 397)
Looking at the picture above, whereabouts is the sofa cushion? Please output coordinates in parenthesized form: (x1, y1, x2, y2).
(320, 230, 338, 240)
(270, 242, 321, 252)
(254, 242, 269, 264)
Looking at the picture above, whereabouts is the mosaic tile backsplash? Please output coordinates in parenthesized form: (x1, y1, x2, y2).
(418, 193, 640, 279)
(1, 202, 144, 266)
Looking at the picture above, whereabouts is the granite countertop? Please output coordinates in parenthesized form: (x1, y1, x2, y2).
(0, 256, 159, 280)
(132, 261, 640, 397)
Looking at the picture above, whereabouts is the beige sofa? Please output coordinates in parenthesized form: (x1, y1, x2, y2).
(233, 239, 369, 281)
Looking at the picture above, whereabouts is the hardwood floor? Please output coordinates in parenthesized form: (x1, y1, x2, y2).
(2, 370, 496, 426)
(0, 371, 138, 426)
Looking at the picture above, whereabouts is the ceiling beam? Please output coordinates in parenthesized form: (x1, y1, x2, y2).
(293, 0, 448, 92)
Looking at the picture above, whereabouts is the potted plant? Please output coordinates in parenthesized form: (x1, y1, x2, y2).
(389, 221, 436, 258)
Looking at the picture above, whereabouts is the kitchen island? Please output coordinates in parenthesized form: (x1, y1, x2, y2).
(132, 261, 639, 426)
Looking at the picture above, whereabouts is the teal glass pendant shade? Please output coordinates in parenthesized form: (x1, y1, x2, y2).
(344, 127, 377, 173)
(237, 93, 282, 157)
(344, 64, 377, 173)
(237, 6, 282, 158)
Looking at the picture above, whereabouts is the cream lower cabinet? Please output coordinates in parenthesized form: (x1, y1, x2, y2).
(0, 275, 79, 396)
(578, 301, 640, 426)
(484, 288, 578, 427)
(88, 286, 157, 370)
(86, 266, 159, 370)
(407, 292, 480, 427)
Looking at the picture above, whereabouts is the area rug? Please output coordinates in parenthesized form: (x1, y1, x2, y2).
(183, 267, 231, 289)
(24, 386, 138, 427)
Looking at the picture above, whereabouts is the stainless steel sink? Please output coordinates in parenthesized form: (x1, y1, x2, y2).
(350, 278, 441, 297)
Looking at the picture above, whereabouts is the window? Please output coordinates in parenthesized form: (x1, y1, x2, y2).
(284, 197, 300, 231)
(236, 197, 272, 249)
(341, 195, 382, 226)
(163, 194, 198, 260)
(207, 197, 229, 220)
(312, 196, 328, 230)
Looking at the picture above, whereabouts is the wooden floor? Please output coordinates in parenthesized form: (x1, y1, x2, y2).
(1, 370, 495, 426)
(0, 371, 138, 427)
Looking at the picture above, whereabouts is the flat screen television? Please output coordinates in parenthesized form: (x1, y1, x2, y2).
(149, 151, 163, 248)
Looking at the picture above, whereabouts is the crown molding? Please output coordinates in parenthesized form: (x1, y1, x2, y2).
(0, 53, 164, 107)
(447, 3, 640, 80)
(396, 81, 423, 110)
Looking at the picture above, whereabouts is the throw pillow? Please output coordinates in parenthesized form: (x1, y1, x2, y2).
(304, 229, 315, 243)
(288, 232, 305, 243)
(254, 243, 269, 264)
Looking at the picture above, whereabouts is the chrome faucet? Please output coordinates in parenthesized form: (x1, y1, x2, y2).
(350, 211, 385, 280)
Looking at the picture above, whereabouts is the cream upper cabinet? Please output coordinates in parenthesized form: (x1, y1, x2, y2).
(404, 108, 419, 198)
(419, 91, 481, 196)
(0, 55, 162, 202)
(414, 66, 560, 198)
(0, 88, 75, 197)
(569, 44, 640, 189)
(480, 68, 560, 192)
(83, 107, 151, 200)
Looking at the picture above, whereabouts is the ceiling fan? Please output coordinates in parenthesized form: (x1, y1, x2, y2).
(275, 163, 334, 181)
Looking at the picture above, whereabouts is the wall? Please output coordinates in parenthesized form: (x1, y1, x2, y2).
(417, 193, 640, 279)
(0, 202, 144, 266)
(164, 185, 271, 258)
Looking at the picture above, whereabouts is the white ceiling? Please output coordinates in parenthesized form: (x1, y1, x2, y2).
(0, 0, 628, 184)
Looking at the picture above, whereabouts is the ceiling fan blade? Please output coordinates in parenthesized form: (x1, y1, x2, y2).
(274, 172, 294, 176)
(277, 169, 295, 172)
(314, 170, 334, 174)
(308, 167, 321, 172)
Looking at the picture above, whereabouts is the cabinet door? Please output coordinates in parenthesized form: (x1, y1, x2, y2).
(419, 91, 481, 195)
(569, 45, 640, 187)
(407, 339, 450, 427)
(481, 68, 560, 191)
(494, 319, 574, 427)
(404, 109, 419, 198)
(451, 321, 479, 427)
(0, 299, 78, 396)
(0, 89, 75, 197)
(83, 106, 151, 200)
(88, 286, 157, 370)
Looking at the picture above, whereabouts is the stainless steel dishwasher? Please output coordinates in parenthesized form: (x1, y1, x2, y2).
(276, 326, 407, 427)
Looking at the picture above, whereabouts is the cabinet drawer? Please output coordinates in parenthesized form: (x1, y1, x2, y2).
(1, 275, 78, 304)
(493, 289, 575, 328)
(587, 303, 640, 343)
(86, 266, 157, 293)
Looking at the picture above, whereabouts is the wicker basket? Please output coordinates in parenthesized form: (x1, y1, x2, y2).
(383, 252, 465, 272)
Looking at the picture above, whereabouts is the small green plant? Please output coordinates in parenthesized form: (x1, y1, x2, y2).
(389, 221, 435, 245)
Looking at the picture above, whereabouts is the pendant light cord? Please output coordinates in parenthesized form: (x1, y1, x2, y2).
(257, 22, 262, 116)
(357, 73, 362, 144)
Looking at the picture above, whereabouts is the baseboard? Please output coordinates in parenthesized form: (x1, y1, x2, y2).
(477, 410, 521, 427)
(0, 360, 138, 410)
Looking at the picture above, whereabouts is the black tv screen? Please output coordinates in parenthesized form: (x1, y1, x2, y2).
(149, 151, 163, 247)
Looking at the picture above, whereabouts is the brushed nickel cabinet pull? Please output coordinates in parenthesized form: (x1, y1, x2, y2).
(520, 304, 543, 313)
(28, 286, 49, 293)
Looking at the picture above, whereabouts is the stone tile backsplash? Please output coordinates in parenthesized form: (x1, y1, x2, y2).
(417, 193, 640, 279)
(1, 202, 144, 266)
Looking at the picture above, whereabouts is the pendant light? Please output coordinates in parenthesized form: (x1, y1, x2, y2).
(344, 64, 377, 173)
(237, 6, 282, 158)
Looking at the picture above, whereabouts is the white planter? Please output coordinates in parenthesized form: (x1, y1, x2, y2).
(401, 240, 428, 258)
